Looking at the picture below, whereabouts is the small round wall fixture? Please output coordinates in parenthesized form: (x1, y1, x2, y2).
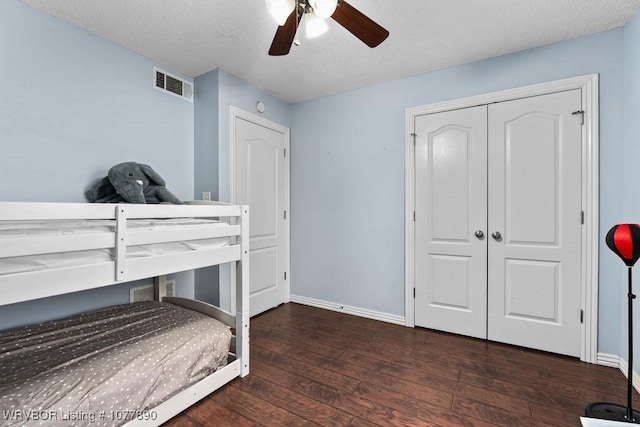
(256, 101, 265, 113)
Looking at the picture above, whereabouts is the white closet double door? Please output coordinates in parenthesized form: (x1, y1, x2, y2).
(414, 90, 583, 357)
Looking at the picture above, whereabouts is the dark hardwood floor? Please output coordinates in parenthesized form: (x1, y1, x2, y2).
(165, 303, 635, 426)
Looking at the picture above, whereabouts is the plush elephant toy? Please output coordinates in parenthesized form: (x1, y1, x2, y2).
(87, 162, 183, 204)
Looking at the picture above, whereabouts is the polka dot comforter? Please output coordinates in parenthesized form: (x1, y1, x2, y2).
(0, 301, 232, 426)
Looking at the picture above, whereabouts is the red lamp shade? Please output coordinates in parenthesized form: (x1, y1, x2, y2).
(606, 224, 640, 267)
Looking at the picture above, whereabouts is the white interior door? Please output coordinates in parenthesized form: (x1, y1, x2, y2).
(234, 113, 289, 317)
(487, 90, 583, 357)
(414, 105, 488, 339)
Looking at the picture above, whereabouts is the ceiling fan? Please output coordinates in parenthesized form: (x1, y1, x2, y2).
(266, 0, 389, 56)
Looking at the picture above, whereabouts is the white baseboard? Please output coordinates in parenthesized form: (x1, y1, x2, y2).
(289, 294, 406, 326)
(597, 352, 621, 368)
(597, 352, 640, 394)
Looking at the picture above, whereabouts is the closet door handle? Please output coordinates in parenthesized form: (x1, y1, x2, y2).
(474, 230, 484, 239)
(491, 231, 502, 241)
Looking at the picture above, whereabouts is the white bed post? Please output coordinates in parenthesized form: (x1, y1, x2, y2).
(237, 206, 250, 377)
(115, 205, 127, 281)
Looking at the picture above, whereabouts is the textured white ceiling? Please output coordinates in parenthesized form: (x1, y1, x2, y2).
(20, 0, 640, 103)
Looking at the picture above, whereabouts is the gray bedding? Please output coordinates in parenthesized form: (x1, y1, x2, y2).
(0, 301, 232, 426)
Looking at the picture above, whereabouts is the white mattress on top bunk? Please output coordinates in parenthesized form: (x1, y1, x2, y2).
(0, 218, 231, 275)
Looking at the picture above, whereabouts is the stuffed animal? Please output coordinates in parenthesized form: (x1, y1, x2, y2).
(87, 162, 183, 204)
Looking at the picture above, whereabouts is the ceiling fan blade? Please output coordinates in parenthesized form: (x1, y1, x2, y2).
(269, 8, 301, 56)
(331, 0, 389, 48)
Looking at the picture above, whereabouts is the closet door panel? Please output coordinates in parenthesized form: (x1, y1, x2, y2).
(506, 114, 558, 244)
(414, 105, 488, 339)
(505, 259, 559, 321)
(487, 89, 583, 357)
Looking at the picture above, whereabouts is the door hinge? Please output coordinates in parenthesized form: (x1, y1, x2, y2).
(580, 309, 584, 323)
(284, 272, 287, 280)
(413, 211, 416, 222)
(284, 210, 287, 219)
(581, 211, 584, 224)
(284, 148, 287, 157)
(411, 133, 417, 145)
(413, 288, 416, 298)
(572, 110, 585, 125)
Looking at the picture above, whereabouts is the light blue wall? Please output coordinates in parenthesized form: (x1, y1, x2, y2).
(0, 0, 195, 329)
(291, 29, 626, 355)
(193, 69, 220, 304)
(624, 9, 640, 373)
(194, 69, 220, 201)
(1, 1, 194, 203)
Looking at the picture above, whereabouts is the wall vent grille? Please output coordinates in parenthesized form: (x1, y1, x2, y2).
(130, 284, 154, 302)
(165, 279, 176, 298)
(154, 67, 193, 102)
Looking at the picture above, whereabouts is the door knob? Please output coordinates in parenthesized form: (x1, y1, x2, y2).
(491, 231, 502, 241)
(474, 230, 484, 239)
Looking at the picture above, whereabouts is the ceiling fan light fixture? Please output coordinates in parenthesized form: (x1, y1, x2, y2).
(268, 0, 388, 56)
(265, 0, 296, 26)
(305, 12, 329, 39)
(309, 0, 338, 19)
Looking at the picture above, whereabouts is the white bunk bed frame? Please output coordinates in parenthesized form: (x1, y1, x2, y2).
(0, 201, 250, 426)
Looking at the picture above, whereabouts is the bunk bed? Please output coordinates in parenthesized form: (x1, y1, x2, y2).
(0, 201, 249, 426)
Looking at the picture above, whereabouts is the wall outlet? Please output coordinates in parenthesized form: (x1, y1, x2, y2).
(201, 192, 211, 201)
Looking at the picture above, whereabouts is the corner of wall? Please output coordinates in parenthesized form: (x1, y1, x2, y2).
(194, 68, 221, 201)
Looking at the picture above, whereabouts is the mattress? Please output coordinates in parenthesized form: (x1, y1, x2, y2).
(0, 218, 231, 275)
(0, 301, 232, 426)
(0, 218, 227, 236)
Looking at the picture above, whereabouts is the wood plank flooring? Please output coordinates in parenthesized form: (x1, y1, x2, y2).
(165, 303, 636, 426)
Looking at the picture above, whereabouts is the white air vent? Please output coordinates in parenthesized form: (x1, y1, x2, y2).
(154, 67, 193, 102)
(130, 284, 154, 302)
